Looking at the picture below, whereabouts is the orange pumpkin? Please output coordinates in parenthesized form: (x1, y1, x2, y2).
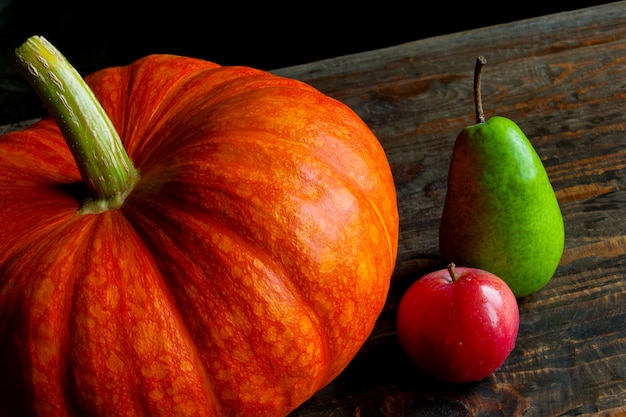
(0, 37, 398, 416)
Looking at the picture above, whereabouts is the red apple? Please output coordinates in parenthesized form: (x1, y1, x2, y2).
(396, 263, 519, 383)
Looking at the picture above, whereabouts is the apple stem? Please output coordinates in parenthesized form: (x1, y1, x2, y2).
(474, 56, 487, 124)
(447, 263, 459, 282)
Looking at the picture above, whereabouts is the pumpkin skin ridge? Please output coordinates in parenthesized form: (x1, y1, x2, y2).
(0, 130, 226, 416)
(1, 211, 225, 417)
(63, 211, 224, 417)
(116, 78, 398, 411)
(126, 83, 399, 253)
(117, 73, 399, 273)
(121, 199, 331, 416)
(121, 137, 346, 412)
(125, 121, 396, 303)
(85, 56, 316, 169)
(1, 52, 398, 417)
(120, 126, 392, 414)
(0, 215, 100, 417)
(0, 118, 85, 265)
(88, 55, 393, 233)
(121, 80, 322, 173)
(87, 55, 223, 158)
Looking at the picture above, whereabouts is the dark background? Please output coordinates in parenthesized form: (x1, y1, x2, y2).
(0, 0, 615, 125)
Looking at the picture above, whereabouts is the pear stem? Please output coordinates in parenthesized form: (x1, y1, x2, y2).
(447, 263, 459, 282)
(474, 56, 487, 124)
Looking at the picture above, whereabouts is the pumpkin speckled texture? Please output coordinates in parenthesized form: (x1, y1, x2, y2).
(0, 54, 399, 416)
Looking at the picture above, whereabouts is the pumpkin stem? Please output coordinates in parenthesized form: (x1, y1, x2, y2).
(14, 35, 139, 214)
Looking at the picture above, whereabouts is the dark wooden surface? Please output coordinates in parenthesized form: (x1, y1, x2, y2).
(0, 1, 609, 70)
(272, 2, 626, 416)
(2, 2, 625, 416)
(0, 1, 614, 125)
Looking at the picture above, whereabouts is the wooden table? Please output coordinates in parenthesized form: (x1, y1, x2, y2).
(2, 2, 625, 416)
(272, 2, 626, 416)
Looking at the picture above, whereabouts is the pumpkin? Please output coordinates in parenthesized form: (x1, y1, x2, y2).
(0, 37, 398, 417)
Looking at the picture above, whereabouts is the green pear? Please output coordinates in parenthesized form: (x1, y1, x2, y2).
(439, 56, 565, 298)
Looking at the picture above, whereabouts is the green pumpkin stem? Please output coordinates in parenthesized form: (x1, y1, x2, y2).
(14, 35, 139, 214)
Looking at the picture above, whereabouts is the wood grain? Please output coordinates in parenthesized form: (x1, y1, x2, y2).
(2, 3, 625, 416)
(272, 2, 626, 416)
